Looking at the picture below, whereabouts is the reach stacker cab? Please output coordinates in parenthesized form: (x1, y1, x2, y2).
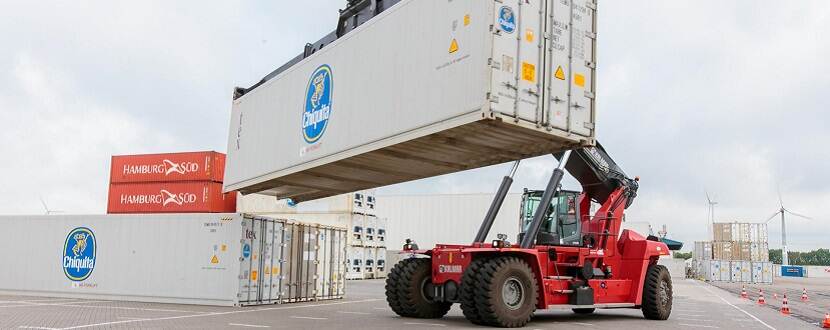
(386, 144, 673, 327)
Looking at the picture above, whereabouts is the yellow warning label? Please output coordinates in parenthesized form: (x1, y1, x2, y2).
(220, 244, 227, 252)
(574, 73, 586, 87)
(272, 266, 279, 274)
(251, 270, 258, 281)
(464, 14, 471, 26)
(555, 66, 566, 80)
(448, 253, 453, 263)
(525, 29, 534, 42)
(211, 255, 219, 264)
(449, 39, 459, 53)
(522, 62, 536, 82)
(265, 267, 270, 275)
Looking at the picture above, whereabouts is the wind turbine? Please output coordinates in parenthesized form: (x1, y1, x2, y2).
(765, 191, 811, 266)
(39, 197, 63, 215)
(705, 191, 718, 240)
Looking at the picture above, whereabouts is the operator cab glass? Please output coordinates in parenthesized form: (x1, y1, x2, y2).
(520, 190, 582, 246)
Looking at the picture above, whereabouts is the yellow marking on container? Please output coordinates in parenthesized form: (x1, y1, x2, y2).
(449, 39, 459, 53)
(251, 270, 258, 281)
(522, 62, 536, 82)
(211, 255, 219, 264)
(464, 14, 471, 26)
(221, 244, 227, 252)
(525, 28, 534, 42)
(272, 266, 279, 274)
(448, 253, 453, 263)
(574, 73, 586, 87)
(555, 66, 566, 80)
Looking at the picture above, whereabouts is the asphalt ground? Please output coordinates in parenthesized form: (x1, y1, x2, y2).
(709, 276, 830, 328)
(0, 279, 819, 329)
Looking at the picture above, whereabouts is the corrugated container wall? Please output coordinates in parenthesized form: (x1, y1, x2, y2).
(0, 214, 345, 306)
(111, 151, 225, 183)
(225, 0, 598, 201)
(107, 182, 237, 214)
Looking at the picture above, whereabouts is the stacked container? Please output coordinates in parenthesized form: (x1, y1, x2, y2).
(252, 189, 388, 280)
(108, 151, 236, 214)
(692, 222, 771, 284)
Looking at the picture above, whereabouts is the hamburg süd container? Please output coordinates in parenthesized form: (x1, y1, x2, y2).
(107, 182, 237, 214)
(0, 214, 345, 306)
(110, 151, 225, 183)
(225, 0, 598, 201)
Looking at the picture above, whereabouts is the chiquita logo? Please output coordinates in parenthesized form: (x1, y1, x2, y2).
(63, 227, 96, 281)
(302, 65, 333, 144)
(498, 6, 516, 34)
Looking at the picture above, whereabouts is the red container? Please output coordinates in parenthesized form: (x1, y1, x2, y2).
(110, 151, 225, 183)
(107, 182, 237, 214)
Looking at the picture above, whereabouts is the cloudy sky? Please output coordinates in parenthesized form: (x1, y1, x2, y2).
(1, 1, 827, 250)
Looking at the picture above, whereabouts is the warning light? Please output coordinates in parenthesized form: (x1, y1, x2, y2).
(554, 66, 566, 81)
(449, 39, 459, 53)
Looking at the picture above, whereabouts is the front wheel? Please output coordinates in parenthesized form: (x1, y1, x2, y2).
(642, 264, 673, 320)
(385, 258, 451, 318)
(472, 257, 539, 328)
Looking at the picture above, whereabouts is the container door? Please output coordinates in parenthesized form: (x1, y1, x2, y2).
(251, 218, 265, 304)
(283, 223, 299, 302)
(238, 217, 257, 304)
(268, 220, 285, 303)
(543, 0, 596, 136)
(316, 227, 329, 299)
(334, 229, 347, 296)
(490, 0, 544, 124)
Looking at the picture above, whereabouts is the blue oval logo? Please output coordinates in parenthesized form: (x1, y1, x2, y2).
(498, 6, 516, 34)
(62, 227, 96, 282)
(302, 65, 334, 144)
(242, 243, 251, 259)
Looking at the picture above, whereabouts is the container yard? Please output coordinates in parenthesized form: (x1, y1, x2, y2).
(3, 0, 828, 329)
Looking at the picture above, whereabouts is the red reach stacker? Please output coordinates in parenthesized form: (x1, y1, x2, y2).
(385, 144, 673, 327)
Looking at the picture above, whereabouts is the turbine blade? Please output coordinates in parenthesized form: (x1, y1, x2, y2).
(777, 186, 784, 208)
(784, 209, 812, 220)
(764, 211, 779, 223)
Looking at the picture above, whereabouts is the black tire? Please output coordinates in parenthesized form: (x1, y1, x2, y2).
(460, 257, 488, 325)
(572, 308, 595, 314)
(642, 264, 672, 320)
(385, 258, 451, 318)
(473, 257, 539, 327)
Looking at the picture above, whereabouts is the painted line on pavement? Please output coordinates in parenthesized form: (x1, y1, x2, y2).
(290, 316, 328, 320)
(18, 327, 60, 330)
(694, 281, 776, 330)
(61, 299, 382, 330)
(675, 318, 713, 322)
(49, 303, 212, 314)
(337, 311, 372, 315)
(404, 322, 446, 327)
(229, 323, 270, 328)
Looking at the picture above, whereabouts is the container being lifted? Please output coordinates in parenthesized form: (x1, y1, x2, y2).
(225, 0, 597, 201)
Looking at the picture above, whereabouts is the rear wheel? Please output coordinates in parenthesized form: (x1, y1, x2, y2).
(642, 265, 672, 320)
(385, 258, 451, 318)
(572, 308, 595, 314)
(472, 257, 538, 327)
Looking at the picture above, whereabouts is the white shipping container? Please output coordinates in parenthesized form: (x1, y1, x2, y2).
(376, 247, 388, 279)
(702, 260, 722, 281)
(658, 257, 686, 279)
(0, 214, 345, 306)
(288, 190, 377, 215)
(365, 247, 377, 276)
(225, 0, 598, 201)
(261, 212, 372, 247)
(719, 260, 731, 281)
(377, 218, 388, 246)
(751, 262, 774, 284)
(347, 246, 365, 280)
(377, 193, 523, 249)
(694, 241, 712, 260)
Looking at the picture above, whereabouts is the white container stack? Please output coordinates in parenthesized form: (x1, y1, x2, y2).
(257, 190, 388, 280)
(692, 222, 771, 284)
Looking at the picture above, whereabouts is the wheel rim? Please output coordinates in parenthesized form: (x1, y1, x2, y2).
(420, 277, 435, 303)
(658, 280, 669, 307)
(502, 277, 525, 310)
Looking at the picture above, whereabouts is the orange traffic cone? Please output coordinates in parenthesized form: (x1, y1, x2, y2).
(801, 288, 809, 302)
(822, 313, 830, 328)
(740, 286, 748, 299)
(758, 289, 766, 305)
(780, 295, 791, 315)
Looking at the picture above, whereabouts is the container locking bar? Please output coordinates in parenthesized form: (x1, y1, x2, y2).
(473, 161, 521, 244)
(520, 151, 573, 249)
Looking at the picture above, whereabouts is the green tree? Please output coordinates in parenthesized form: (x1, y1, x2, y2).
(768, 248, 830, 266)
(673, 251, 692, 260)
